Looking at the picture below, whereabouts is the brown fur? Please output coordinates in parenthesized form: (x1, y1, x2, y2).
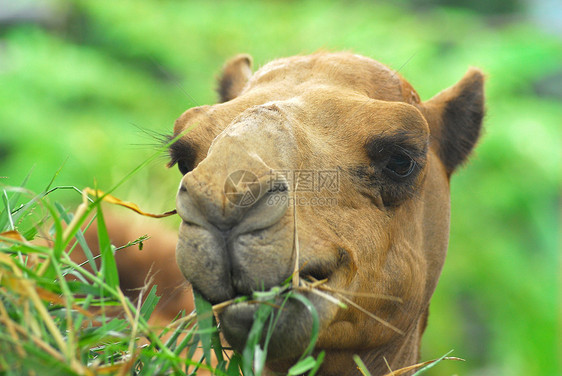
(170, 52, 484, 375)
(217, 54, 253, 103)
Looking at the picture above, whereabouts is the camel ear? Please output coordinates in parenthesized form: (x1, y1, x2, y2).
(217, 54, 253, 102)
(421, 68, 485, 175)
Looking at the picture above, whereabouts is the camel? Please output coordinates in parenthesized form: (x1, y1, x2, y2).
(170, 52, 484, 375)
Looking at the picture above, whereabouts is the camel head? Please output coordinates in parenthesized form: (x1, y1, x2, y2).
(170, 52, 484, 375)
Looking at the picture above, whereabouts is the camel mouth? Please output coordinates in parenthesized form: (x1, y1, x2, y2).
(176, 216, 341, 304)
(226, 259, 336, 304)
(218, 290, 317, 361)
(215, 260, 339, 361)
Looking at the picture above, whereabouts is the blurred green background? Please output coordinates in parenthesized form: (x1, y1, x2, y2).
(1, 0, 560, 375)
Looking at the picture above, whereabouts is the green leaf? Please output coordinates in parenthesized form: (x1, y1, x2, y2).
(44, 200, 64, 261)
(226, 352, 242, 376)
(44, 159, 67, 192)
(253, 345, 266, 375)
(211, 313, 226, 366)
(289, 293, 320, 361)
(77, 318, 128, 347)
(412, 350, 455, 375)
(242, 301, 274, 376)
(288, 355, 317, 375)
(0, 171, 31, 231)
(193, 290, 215, 367)
(96, 205, 119, 289)
(66, 278, 103, 296)
(170, 320, 197, 354)
(55, 201, 98, 273)
(353, 354, 372, 376)
(22, 224, 39, 241)
(307, 351, 325, 376)
(139, 285, 160, 322)
(1, 189, 15, 231)
(185, 332, 200, 360)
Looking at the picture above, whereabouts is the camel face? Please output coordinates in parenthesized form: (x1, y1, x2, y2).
(170, 52, 484, 374)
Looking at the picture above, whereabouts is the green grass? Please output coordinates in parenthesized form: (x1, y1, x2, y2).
(0, 181, 194, 375)
(0, 173, 325, 375)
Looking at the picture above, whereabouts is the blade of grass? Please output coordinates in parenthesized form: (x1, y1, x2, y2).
(211, 313, 226, 369)
(411, 350, 460, 376)
(242, 301, 275, 376)
(1, 189, 15, 231)
(55, 201, 98, 273)
(0, 170, 32, 231)
(307, 350, 325, 376)
(43, 158, 67, 193)
(288, 355, 318, 375)
(225, 352, 242, 376)
(185, 332, 200, 360)
(6, 186, 89, 232)
(193, 289, 215, 367)
(354, 354, 372, 376)
(379, 350, 463, 376)
(289, 293, 320, 362)
(139, 285, 160, 322)
(95, 204, 119, 289)
(166, 318, 194, 353)
(45, 199, 64, 263)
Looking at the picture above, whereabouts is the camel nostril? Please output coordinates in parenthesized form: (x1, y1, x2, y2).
(301, 266, 333, 283)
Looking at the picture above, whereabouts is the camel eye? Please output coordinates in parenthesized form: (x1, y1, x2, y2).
(177, 160, 191, 175)
(168, 138, 196, 175)
(385, 153, 416, 179)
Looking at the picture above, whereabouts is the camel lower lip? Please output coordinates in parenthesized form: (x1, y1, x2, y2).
(218, 295, 314, 361)
(218, 302, 258, 350)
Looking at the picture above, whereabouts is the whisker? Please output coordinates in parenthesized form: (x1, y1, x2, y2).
(317, 285, 403, 303)
(304, 276, 402, 303)
(336, 294, 404, 335)
(149, 58, 228, 143)
(301, 285, 347, 308)
(298, 276, 404, 334)
(130, 123, 172, 144)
